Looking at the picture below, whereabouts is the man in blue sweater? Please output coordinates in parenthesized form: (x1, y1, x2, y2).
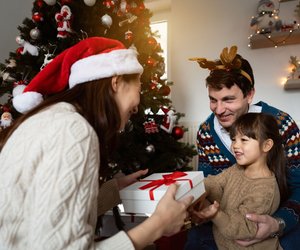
(185, 46, 300, 250)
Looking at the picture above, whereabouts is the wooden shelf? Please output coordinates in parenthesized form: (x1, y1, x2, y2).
(284, 79, 300, 90)
(249, 29, 300, 49)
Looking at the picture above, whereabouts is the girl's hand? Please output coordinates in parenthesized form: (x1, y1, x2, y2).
(192, 200, 219, 221)
(115, 169, 148, 190)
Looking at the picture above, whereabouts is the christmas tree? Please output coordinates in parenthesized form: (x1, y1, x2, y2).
(0, 0, 196, 177)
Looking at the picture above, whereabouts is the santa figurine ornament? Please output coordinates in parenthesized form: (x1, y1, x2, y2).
(160, 107, 176, 133)
(55, 5, 73, 38)
(0, 112, 13, 129)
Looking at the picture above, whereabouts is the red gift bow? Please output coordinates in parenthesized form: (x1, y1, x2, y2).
(139, 171, 193, 200)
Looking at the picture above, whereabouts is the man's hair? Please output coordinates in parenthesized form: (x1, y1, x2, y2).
(206, 54, 255, 97)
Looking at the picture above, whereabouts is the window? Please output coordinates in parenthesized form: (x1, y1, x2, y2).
(150, 20, 168, 79)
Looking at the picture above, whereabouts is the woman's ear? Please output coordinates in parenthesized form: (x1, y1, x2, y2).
(263, 138, 274, 153)
(111, 76, 119, 92)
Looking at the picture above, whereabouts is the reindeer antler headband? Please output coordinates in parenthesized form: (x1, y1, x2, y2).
(189, 45, 253, 85)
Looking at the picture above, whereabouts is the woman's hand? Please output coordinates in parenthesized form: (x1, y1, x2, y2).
(152, 184, 194, 236)
(115, 169, 148, 190)
(127, 184, 194, 250)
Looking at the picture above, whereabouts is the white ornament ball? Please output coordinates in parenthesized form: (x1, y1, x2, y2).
(84, 0, 96, 6)
(30, 28, 40, 40)
(43, 0, 56, 5)
(101, 14, 113, 28)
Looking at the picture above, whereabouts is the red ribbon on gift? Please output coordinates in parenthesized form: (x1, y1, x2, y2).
(139, 171, 193, 200)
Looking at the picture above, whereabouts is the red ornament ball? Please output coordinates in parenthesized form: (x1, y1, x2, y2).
(148, 37, 157, 49)
(159, 85, 171, 96)
(32, 12, 43, 22)
(172, 126, 184, 140)
(146, 56, 156, 67)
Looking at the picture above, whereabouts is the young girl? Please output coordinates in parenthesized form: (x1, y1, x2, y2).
(190, 112, 289, 250)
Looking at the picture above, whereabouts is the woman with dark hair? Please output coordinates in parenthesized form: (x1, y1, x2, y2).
(0, 37, 193, 250)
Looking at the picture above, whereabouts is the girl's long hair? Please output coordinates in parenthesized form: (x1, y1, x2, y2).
(230, 112, 289, 203)
(0, 75, 138, 180)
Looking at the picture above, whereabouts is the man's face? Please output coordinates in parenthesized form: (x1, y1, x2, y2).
(208, 85, 254, 130)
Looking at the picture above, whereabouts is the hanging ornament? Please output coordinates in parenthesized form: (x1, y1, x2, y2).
(159, 85, 171, 96)
(125, 30, 133, 42)
(32, 12, 44, 22)
(148, 37, 157, 49)
(83, 0, 96, 7)
(143, 120, 159, 133)
(35, 0, 44, 8)
(101, 14, 113, 28)
(55, 5, 73, 38)
(160, 107, 176, 133)
(149, 81, 158, 91)
(43, 0, 56, 5)
(15, 36, 39, 56)
(40, 53, 54, 70)
(145, 144, 155, 154)
(119, 0, 129, 13)
(146, 56, 156, 67)
(172, 126, 184, 140)
(30, 27, 41, 40)
(2, 72, 16, 82)
(132, 2, 145, 15)
(0, 111, 13, 129)
(6, 59, 16, 68)
(103, 0, 115, 9)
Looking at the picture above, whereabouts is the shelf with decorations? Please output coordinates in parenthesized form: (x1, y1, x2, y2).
(283, 56, 300, 90)
(248, 28, 300, 49)
(248, 0, 300, 49)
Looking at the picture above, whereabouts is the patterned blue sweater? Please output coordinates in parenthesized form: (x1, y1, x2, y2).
(197, 101, 300, 234)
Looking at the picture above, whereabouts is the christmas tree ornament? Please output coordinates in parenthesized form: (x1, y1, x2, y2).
(125, 30, 133, 42)
(158, 85, 171, 96)
(15, 36, 39, 56)
(146, 56, 156, 67)
(30, 28, 41, 40)
(145, 144, 155, 153)
(160, 107, 176, 133)
(172, 126, 184, 140)
(35, 0, 44, 8)
(43, 0, 56, 6)
(40, 53, 54, 70)
(103, 0, 115, 9)
(55, 5, 73, 38)
(119, 0, 129, 14)
(83, 0, 96, 7)
(143, 120, 159, 133)
(101, 14, 113, 28)
(147, 37, 157, 49)
(2, 72, 16, 82)
(32, 12, 44, 22)
(0, 111, 13, 129)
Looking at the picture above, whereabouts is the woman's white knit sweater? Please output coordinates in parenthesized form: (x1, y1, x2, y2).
(0, 102, 134, 250)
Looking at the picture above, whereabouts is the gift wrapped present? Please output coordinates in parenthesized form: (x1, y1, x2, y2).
(120, 171, 205, 214)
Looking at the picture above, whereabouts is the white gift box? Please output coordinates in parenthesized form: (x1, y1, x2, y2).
(120, 171, 205, 214)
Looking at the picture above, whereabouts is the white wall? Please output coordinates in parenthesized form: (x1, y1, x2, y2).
(167, 0, 300, 125)
(0, 0, 33, 62)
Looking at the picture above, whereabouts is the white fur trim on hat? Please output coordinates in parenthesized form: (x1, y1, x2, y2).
(69, 48, 143, 88)
(13, 91, 43, 113)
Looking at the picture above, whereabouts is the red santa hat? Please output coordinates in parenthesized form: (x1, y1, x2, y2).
(13, 37, 144, 113)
